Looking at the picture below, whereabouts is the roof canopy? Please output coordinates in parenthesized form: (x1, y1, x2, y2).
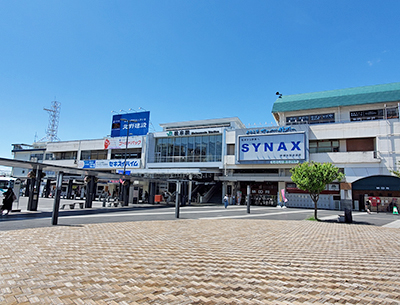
(0, 157, 123, 180)
(272, 82, 400, 113)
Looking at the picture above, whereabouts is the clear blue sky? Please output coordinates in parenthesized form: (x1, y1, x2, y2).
(1, 0, 399, 162)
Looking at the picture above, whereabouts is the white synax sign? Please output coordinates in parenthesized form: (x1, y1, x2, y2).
(238, 132, 306, 162)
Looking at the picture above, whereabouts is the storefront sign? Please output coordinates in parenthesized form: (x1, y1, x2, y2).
(111, 111, 150, 137)
(246, 126, 296, 135)
(104, 136, 143, 149)
(154, 128, 223, 138)
(78, 159, 141, 169)
(238, 132, 306, 163)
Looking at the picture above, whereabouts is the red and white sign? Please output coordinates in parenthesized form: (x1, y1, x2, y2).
(104, 136, 143, 149)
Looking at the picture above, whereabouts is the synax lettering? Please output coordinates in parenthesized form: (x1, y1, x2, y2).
(241, 141, 301, 152)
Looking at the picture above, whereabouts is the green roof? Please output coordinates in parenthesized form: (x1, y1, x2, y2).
(272, 82, 400, 113)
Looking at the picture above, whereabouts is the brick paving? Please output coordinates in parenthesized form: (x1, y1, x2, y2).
(0, 219, 399, 304)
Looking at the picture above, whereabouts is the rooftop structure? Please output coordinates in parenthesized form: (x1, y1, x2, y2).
(272, 82, 400, 121)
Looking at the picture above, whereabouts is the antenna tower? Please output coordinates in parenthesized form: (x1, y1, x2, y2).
(39, 101, 61, 142)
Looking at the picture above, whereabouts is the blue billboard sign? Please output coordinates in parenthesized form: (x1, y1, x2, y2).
(238, 132, 306, 164)
(111, 111, 150, 137)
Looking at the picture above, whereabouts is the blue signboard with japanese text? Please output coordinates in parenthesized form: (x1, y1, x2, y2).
(78, 159, 141, 169)
(111, 111, 150, 137)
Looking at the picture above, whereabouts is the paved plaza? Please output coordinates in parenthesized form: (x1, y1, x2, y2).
(0, 218, 399, 304)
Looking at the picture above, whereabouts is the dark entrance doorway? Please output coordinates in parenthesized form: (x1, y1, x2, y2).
(352, 175, 400, 212)
(240, 182, 278, 206)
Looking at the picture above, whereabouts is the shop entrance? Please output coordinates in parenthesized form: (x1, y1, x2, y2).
(241, 182, 278, 206)
(352, 175, 400, 212)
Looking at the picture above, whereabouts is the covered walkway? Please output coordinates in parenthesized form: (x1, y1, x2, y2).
(0, 157, 125, 224)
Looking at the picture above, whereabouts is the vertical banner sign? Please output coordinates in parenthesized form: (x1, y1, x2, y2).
(111, 111, 150, 137)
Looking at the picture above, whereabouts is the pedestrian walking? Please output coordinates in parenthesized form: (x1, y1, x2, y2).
(365, 199, 371, 214)
(223, 194, 229, 209)
(1, 187, 16, 216)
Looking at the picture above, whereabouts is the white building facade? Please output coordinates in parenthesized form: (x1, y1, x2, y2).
(11, 82, 400, 211)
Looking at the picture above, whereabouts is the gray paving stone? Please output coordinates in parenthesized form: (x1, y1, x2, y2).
(0, 219, 399, 304)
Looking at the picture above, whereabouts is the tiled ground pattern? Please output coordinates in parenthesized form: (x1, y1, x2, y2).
(0, 219, 399, 304)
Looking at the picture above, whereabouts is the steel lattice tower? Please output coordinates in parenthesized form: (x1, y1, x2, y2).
(40, 101, 61, 142)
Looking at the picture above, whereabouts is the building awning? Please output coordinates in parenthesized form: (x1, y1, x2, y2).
(352, 175, 400, 191)
(0, 157, 123, 180)
(215, 175, 292, 182)
(129, 169, 203, 175)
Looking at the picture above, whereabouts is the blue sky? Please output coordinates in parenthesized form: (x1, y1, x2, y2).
(1, 0, 400, 164)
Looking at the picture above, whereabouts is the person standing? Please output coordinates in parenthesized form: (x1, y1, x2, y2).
(1, 188, 16, 216)
(223, 194, 229, 209)
(365, 199, 371, 214)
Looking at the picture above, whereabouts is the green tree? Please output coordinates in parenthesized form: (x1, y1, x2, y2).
(290, 162, 344, 220)
(390, 162, 400, 178)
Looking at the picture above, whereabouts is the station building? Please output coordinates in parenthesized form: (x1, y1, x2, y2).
(11, 82, 400, 211)
(270, 82, 400, 211)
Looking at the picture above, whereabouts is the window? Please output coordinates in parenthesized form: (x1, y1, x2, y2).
(350, 109, 384, 121)
(173, 137, 181, 162)
(227, 144, 235, 156)
(154, 134, 222, 163)
(111, 149, 141, 159)
(350, 107, 399, 121)
(181, 137, 188, 159)
(309, 113, 335, 124)
(54, 151, 77, 160)
(287, 113, 335, 125)
(346, 138, 374, 152)
(30, 153, 44, 161)
(234, 169, 278, 174)
(309, 140, 339, 153)
(80, 150, 108, 160)
(386, 107, 399, 119)
(45, 153, 54, 160)
(188, 137, 194, 162)
(201, 135, 208, 162)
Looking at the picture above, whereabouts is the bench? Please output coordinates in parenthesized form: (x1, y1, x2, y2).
(107, 197, 122, 207)
(60, 202, 84, 210)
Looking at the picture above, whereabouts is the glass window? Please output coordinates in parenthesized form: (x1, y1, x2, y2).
(81, 150, 107, 160)
(181, 137, 188, 161)
(45, 153, 54, 160)
(153, 134, 223, 163)
(55, 151, 77, 160)
(216, 134, 222, 161)
(195, 136, 201, 162)
(188, 137, 194, 162)
(167, 138, 173, 162)
(30, 153, 44, 161)
(209, 135, 217, 161)
(173, 137, 181, 162)
(201, 135, 208, 162)
(287, 113, 335, 125)
(351, 109, 384, 121)
(309, 140, 339, 153)
(81, 151, 91, 160)
(111, 149, 141, 159)
(161, 138, 167, 162)
(318, 141, 331, 148)
(386, 107, 399, 119)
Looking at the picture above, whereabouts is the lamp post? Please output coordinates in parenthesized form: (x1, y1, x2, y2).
(120, 118, 136, 206)
(120, 118, 137, 175)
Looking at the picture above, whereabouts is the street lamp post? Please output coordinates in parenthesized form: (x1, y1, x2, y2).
(120, 118, 136, 205)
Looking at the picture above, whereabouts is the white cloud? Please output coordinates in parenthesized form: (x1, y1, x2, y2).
(367, 58, 381, 66)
